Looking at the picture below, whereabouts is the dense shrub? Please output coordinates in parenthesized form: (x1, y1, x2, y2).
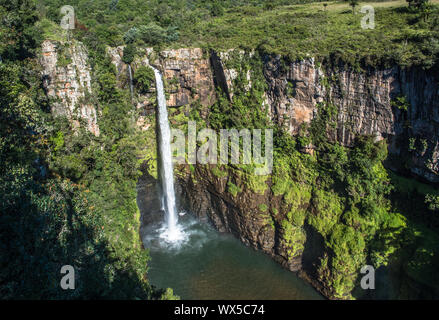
(133, 66, 155, 94)
(0, 1, 173, 299)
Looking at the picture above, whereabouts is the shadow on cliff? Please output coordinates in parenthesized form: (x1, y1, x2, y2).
(1, 178, 161, 299)
(300, 223, 327, 295)
(137, 161, 165, 237)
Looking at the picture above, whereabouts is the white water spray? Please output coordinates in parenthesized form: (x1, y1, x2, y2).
(152, 67, 184, 242)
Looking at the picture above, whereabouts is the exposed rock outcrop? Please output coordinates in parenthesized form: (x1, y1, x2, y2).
(175, 164, 304, 273)
(263, 57, 439, 182)
(108, 47, 216, 130)
(157, 48, 216, 108)
(40, 40, 99, 136)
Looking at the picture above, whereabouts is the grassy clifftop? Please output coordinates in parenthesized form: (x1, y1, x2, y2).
(182, 0, 439, 68)
(38, 0, 439, 69)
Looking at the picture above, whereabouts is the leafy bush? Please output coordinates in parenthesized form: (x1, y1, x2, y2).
(425, 194, 439, 210)
(122, 43, 136, 64)
(124, 23, 179, 46)
(281, 219, 306, 260)
(391, 95, 410, 111)
(134, 66, 155, 94)
(227, 181, 242, 197)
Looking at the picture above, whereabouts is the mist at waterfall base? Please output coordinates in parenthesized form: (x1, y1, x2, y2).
(142, 215, 322, 300)
(142, 68, 322, 300)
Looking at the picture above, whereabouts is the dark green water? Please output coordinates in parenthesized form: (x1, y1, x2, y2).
(142, 215, 323, 300)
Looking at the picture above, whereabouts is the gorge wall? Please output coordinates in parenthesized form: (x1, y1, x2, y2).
(39, 40, 439, 299)
(116, 46, 439, 183)
(107, 45, 439, 299)
(40, 40, 439, 181)
(262, 57, 439, 182)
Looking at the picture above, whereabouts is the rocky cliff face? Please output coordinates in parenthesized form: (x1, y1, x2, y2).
(107, 46, 216, 131)
(175, 164, 304, 272)
(107, 46, 439, 298)
(157, 48, 216, 109)
(40, 40, 99, 136)
(263, 57, 439, 182)
(67, 43, 439, 180)
(143, 48, 436, 184)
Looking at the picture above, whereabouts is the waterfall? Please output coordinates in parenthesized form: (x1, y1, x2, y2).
(152, 67, 181, 241)
(128, 65, 134, 101)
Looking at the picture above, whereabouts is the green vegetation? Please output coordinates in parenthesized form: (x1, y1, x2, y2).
(281, 219, 306, 259)
(227, 181, 242, 197)
(209, 50, 268, 130)
(202, 48, 438, 299)
(181, 0, 439, 68)
(348, 0, 359, 14)
(0, 0, 175, 299)
(34, 0, 438, 69)
(134, 65, 155, 94)
(37, 18, 67, 42)
(388, 172, 439, 295)
(391, 95, 410, 111)
(3, 0, 439, 300)
(212, 165, 228, 178)
(407, 0, 430, 10)
(124, 23, 180, 46)
(122, 43, 136, 64)
(244, 171, 269, 195)
(425, 194, 439, 210)
(56, 43, 73, 67)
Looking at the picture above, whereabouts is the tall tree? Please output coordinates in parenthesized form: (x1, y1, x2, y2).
(0, 0, 41, 61)
(349, 0, 359, 14)
(406, 0, 429, 10)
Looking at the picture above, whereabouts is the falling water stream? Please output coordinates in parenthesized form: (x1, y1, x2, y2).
(128, 65, 134, 101)
(153, 67, 185, 242)
(141, 67, 323, 299)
